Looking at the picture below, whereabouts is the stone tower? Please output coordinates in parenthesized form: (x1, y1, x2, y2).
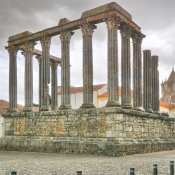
(161, 68, 175, 105)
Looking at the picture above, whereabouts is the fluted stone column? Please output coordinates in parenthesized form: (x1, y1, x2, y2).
(51, 60, 59, 110)
(80, 22, 96, 109)
(23, 41, 35, 112)
(131, 32, 145, 111)
(151, 55, 159, 112)
(105, 17, 120, 107)
(36, 55, 42, 109)
(143, 50, 153, 112)
(40, 36, 51, 111)
(59, 30, 73, 110)
(120, 24, 132, 109)
(6, 46, 18, 112)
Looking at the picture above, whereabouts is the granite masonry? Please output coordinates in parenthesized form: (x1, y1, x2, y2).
(1, 2, 174, 156)
(1, 108, 175, 156)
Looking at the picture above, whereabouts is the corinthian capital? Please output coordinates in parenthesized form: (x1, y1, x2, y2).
(119, 23, 132, 38)
(5, 46, 18, 57)
(80, 22, 97, 36)
(23, 41, 36, 52)
(104, 16, 119, 30)
(131, 31, 146, 44)
(40, 36, 51, 48)
(60, 30, 74, 43)
(36, 55, 42, 64)
(50, 60, 59, 69)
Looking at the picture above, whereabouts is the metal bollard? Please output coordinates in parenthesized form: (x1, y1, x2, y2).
(77, 171, 82, 175)
(130, 168, 135, 175)
(11, 171, 17, 175)
(153, 164, 157, 175)
(170, 161, 174, 175)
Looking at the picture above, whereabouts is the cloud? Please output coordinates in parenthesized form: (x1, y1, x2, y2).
(0, 0, 175, 105)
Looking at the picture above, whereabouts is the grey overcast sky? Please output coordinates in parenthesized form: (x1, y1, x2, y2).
(0, 0, 175, 105)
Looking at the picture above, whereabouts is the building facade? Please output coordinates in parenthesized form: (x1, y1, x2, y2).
(58, 84, 133, 109)
(161, 68, 175, 104)
(160, 68, 175, 116)
(58, 84, 175, 117)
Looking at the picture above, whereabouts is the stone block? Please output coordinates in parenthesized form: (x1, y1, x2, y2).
(124, 126, 133, 132)
(9, 31, 32, 41)
(81, 2, 132, 20)
(106, 131, 116, 137)
(117, 125, 123, 131)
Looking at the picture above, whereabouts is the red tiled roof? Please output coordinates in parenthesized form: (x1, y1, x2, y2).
(159, 100, 175, 109)
(160, 100, 169, 108)
(99, 86, 133, 97)
(0, 99, 23, 113)
(58, 84, 106, 95)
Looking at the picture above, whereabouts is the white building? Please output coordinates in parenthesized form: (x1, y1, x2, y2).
(57, 84, 129, 109)
(57, 83, 174, 117)
(58, 84, 107, 109)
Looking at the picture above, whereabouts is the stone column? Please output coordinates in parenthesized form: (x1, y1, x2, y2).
(151, 55, 159, 112)
(105, 16, 120, 107)
(120, 23, 132, 109)
(23, 41, 35, 112)
(80, 22, 96, 109)
(6, 46, 18, 112)
(131, 32, 145, 111)
(51, 60, 59, 110)
(59, 30, 73, 110)
(40, 36, 51, 111)
(143, 50, 153, 112)
(36, 55, 42, 109)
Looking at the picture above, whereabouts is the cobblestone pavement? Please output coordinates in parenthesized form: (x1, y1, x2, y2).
(0, 150, 175, 175)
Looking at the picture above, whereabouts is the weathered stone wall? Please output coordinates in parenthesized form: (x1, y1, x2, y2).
(1, 107, 175, 156)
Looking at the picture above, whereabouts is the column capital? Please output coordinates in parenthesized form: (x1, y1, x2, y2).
(119, 23, 132, 38)
(131, 31, 146, 44)
(50, 60, 59, 69)
(21, 51, 25, 56)
(40, 36, 51, 48)
(80, 22, 97, 36)
(23, 41, 36, 52)
(5, 46, 18, 57)
(104, 16, 119, 30)
(60, 30, 74, 43)
(36, 55, 42, 64)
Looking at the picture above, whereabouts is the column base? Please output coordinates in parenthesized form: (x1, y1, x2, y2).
(8, 108, 18, 113)
(145, 108, 153, 113)
(59, 104, 72, 110)
(162, 112, 169, 117)
(105, 101, 120, 107)
(133, 106, 145, 112)
(23, 107, 33, 112)
(80, 103, 95, 109)
(121, 103, 132, 109)
(153, 110, 161, 115)
(40, 105, 49, 111)
(51, 106, 59, 111)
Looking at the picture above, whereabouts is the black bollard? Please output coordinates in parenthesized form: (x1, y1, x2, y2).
(11, 171, 17, 175)
(153, 164, 157, 175)
(130, 168, 135, 175)
(77, 171, 82, 175)
(170, 161, 174, 175)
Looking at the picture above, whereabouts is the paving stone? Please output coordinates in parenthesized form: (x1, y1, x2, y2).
(0, 150, 174, 175)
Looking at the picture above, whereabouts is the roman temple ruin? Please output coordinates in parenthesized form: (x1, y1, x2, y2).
(1, 2, 175, 156)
